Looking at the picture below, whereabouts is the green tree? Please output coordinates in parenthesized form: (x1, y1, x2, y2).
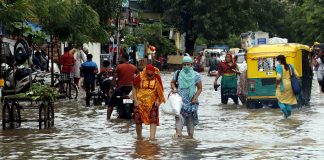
(123, 23, 176, 56)
(290, 0, 324, 43)
(145, 0, 296, 52)
(31, 0, 109, 46)
(83, 0, 122, 25)
(0, 0, 34, 34)
(84, 0, 122, 37)
(146, 0, 262, 54)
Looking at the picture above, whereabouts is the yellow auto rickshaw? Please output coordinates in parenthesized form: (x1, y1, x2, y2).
(246, 43, 312, 108)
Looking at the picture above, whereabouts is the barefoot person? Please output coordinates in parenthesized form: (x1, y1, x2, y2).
(133, 64, 165, 140)
(171, 56, 202, 138)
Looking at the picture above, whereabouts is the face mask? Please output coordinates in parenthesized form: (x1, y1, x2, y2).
(183, 66, 192, 73)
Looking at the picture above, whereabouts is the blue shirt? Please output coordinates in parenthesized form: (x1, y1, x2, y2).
(81, 61, 98, 84)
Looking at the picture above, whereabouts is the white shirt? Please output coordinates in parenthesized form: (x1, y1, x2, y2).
(316, 58, 324, 81)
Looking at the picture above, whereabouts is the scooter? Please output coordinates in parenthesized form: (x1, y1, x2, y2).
(115, 86, 134, 119)
(91, 68, 115, 105)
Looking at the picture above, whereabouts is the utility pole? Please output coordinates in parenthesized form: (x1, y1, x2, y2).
(116, 7, 121, 64)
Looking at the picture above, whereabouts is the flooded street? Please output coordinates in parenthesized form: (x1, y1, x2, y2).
(1, 72, 324, 159)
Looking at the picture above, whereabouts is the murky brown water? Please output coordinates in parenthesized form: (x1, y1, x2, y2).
(1, 73, 324, 159)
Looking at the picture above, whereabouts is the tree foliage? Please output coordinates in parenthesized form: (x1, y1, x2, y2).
(145, 0, 323, 50)
(31, 0, 110, 46)
(83, 0, 121, 25)
(123, 23, 176, 56)
(0, 0, 33, 34)
(289, 0, 324, 43)
(1, 0, 118, 46)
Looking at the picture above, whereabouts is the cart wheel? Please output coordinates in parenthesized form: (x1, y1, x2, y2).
(2, 103, 10, 130)
(39, 104, 48, 129)
(12, 103, 21, 128)
(47, 104, 54, 127)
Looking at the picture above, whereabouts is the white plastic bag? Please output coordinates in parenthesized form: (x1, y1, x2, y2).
(161, 93, 182, 116)
(160, 99, 173, 115)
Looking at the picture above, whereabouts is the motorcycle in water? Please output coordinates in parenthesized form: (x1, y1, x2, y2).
(92, 75, 113, 105)
(100, 69, 134, 119)
(90, 67, 115, 105)
(115, 86, 134, 119)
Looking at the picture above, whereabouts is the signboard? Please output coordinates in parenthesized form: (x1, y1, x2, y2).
(241, 31, 269, 50)
(258, 38, 267, 44)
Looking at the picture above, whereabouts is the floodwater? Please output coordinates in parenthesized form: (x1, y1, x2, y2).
(1, 72, 324, 159)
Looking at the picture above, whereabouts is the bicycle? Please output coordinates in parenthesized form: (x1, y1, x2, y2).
(34, 71, 78, 100)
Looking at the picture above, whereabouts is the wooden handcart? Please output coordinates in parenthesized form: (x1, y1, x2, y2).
(1, 97, 54, 130)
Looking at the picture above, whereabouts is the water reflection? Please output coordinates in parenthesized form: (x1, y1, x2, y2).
(177, 138, 202, 159)
(132, 140, 161, 159)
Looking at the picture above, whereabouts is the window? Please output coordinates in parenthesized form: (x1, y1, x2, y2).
(258, 57, 276, 71)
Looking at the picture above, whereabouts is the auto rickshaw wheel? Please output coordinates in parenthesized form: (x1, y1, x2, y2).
(39, 104, 49, 129)
(47, 104, 54, 127)
(246, 100, 255, 108)
(12, 103, 21, 128)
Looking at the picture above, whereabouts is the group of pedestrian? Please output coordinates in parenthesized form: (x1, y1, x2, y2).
(60, 46, 99, 106)
(210, 52, 300, 119)
(105, 54, 202, 140)
(88, 46, 323, 141)
(60, 47, 88, 85)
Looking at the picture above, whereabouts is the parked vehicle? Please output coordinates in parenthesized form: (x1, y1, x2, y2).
(2, 65, 37, 96)
(246, 43, 312, 108)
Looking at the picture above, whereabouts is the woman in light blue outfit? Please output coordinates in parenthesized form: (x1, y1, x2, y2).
(171, 56, 203, 138)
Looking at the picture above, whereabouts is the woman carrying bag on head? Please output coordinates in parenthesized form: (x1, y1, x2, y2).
(275, 55, 300, 118)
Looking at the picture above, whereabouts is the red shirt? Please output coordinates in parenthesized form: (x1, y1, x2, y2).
(100, 67, 113, 77)
(116, 63, 138, 88)
(60, 52, 75, 73)
(100, 67, 112, 73)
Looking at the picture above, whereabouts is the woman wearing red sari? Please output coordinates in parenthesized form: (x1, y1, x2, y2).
(214, 54, 239, 104)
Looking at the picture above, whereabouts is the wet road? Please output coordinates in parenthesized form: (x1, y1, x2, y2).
(1, 72, 324, 159)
